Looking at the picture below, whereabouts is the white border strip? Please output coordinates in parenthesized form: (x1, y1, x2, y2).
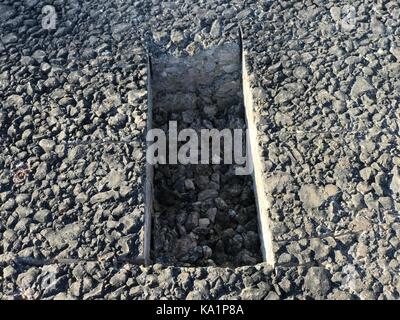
(242, 50, 276, 267)
(143, 55, 154, 265)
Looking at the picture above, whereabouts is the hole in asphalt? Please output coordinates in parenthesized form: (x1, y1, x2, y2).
(149, 44, 263, 267)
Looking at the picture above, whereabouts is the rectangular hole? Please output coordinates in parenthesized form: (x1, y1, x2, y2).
(149, 44, 263, 267)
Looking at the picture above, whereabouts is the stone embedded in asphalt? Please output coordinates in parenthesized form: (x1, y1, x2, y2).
(90, 191, 117, 204)
(299, 184, 325, 209)
(170, 30, 184, 45)
(5, 95, 23, 108)
(390, 167, 400, 194)
(351, 77, 374, 99)
(390, 46, 400, 61)
(210, 19, 222, 38)
(44, 223, 83, 249)
(33, 209, 52, 223)
(304, 267, 332, 297)
(198, 189, 218, 201)
(39, 139, 56, 153)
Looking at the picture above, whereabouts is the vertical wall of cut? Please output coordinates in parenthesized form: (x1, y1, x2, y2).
(241, 50, 276, 267)
(144, 55, 153, 265)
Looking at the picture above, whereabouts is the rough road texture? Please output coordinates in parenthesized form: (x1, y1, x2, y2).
(1, 0, 400, 300)
(0, 0, 149, 267)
